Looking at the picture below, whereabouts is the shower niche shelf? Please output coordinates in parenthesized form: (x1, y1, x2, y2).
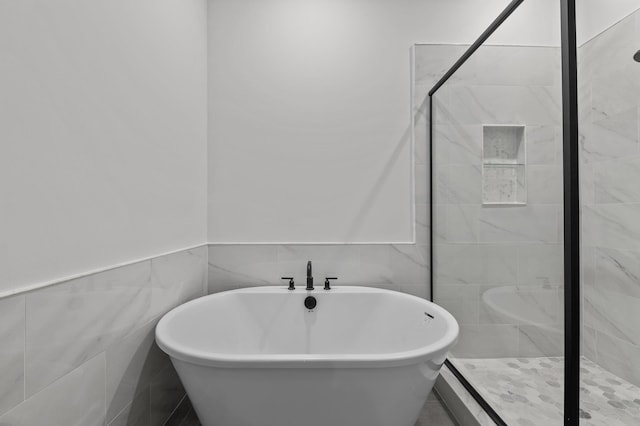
(482, 125, 526, 205)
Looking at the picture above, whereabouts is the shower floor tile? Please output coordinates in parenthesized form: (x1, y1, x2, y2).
(452, 356, 640, 426)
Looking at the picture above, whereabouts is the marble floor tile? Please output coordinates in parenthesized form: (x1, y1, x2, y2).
(149, 364, 186, 426)
(594, 331, 640, 388)
(107, 388, 150, 426)
(164, 395, 192, 426)
(452, 356, 640, 426)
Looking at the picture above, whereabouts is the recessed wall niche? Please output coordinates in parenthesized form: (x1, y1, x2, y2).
(482, 125, 526, 205)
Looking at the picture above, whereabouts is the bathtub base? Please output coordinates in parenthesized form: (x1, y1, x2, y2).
(173, 359, 442, 426)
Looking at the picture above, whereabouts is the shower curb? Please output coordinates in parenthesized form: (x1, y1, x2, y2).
(435, 363, 498, 426)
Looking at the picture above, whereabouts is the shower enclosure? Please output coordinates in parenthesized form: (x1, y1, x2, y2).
(419, 0, 640, 424)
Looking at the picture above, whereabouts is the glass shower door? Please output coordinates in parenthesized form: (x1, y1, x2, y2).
(427, 6, 565, 423)
(578, 4, 640, 424)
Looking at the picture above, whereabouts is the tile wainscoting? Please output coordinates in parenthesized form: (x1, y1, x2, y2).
(0, 246, 208, 425)
(206, 244, 429, 298)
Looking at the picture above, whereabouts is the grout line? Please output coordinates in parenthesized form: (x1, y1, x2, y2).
(23, 296, 26, 403)
(150, 376, 153, 426)
(112, 312, 165, 353)
(162, 394, 188, 426)
(106, 386, 147, 426)
(14, 352, 105, 413)
(104, 352, 107, 426)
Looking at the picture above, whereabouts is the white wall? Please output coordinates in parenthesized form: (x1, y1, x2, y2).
(207, 0, 561, 244)
(0, 0, 567, 293)
(0, 0, 209, 295)
(577, 0, 640, 45)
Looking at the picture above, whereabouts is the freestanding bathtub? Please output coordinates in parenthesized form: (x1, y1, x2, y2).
(155, 286, 459, 426)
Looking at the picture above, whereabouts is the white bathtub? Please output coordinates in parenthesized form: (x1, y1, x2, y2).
(156, 286, 459, 426)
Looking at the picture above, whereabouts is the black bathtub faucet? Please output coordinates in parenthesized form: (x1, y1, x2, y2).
(306, 260, 314, 290)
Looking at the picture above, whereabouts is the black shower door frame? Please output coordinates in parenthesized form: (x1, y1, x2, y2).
(427, 0, 580, 424)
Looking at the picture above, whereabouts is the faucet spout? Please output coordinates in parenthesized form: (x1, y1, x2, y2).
(306, 261, 313, 290)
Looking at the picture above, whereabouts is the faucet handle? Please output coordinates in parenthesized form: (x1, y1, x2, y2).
(281, 277, 295, 290)
(324, 277, 338, 290)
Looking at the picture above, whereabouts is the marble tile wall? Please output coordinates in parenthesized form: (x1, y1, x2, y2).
(417, 44, 565, 359)
(0, 246, 208, 425)
(579, 9, 640, 388)
(207, 244, 429, 299)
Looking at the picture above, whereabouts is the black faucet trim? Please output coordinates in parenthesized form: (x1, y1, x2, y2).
(281, 277, 295, 290)
(324, 277, 337, 290)
(306, 260, 313, 290)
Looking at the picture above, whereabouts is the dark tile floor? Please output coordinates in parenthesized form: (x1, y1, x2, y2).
(166, 391, 458, 426)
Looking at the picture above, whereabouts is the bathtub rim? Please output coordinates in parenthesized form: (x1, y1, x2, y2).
(155, 286, 459, 369)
